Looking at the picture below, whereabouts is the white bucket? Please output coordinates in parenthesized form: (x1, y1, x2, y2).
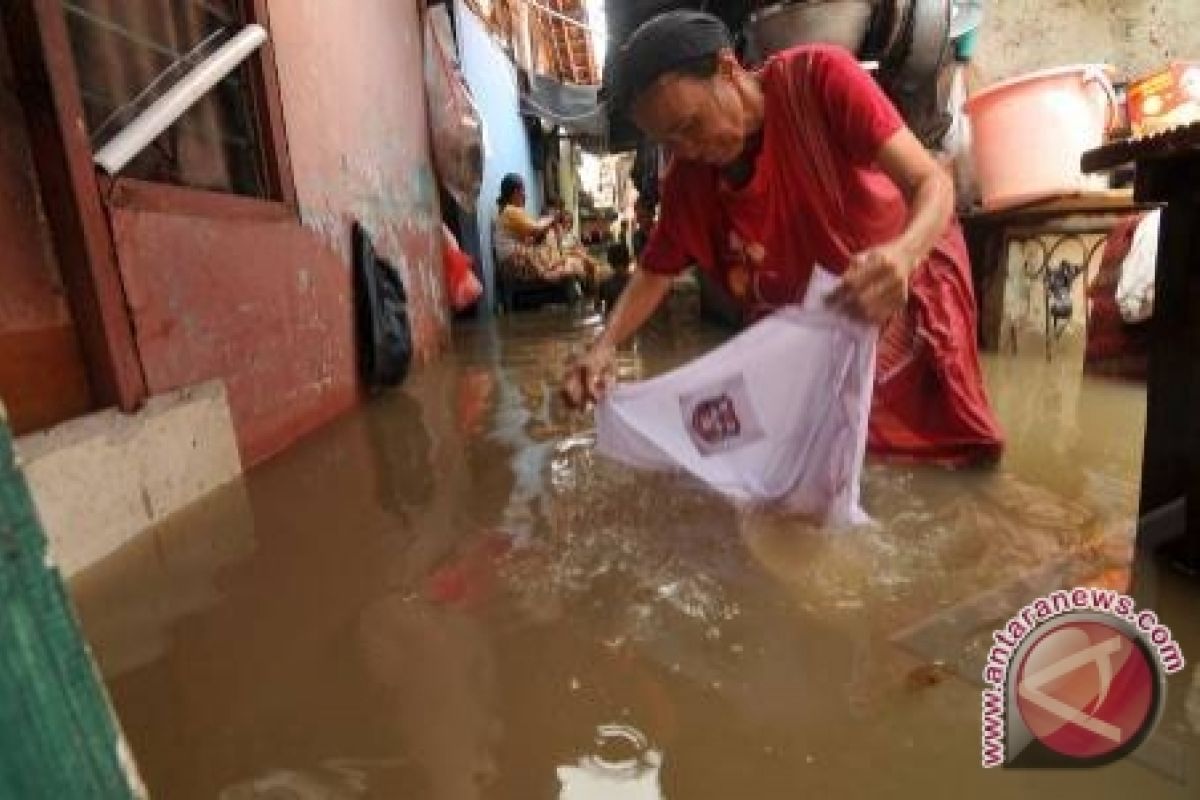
(964, 65, 1117, 210)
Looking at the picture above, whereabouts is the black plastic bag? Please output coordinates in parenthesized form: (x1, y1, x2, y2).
(352, 222, 413, 392)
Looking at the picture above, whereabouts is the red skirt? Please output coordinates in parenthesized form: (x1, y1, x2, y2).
(867, 223, 1005, 466)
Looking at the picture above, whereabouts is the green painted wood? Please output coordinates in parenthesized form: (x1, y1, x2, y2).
(0, 411, 139, 799)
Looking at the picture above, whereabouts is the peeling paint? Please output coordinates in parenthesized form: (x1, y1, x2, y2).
(34, 1, 455, 475)
(270, 0, 451, 363)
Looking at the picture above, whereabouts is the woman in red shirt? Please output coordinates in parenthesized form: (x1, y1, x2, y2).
(562, 11, 1003, 466)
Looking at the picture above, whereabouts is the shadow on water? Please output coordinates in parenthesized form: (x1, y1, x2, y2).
(70, 305, 1200, 798)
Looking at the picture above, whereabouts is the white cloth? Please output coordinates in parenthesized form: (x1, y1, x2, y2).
(596, 269, 877, 526)
(1116, 209, 1160, 325)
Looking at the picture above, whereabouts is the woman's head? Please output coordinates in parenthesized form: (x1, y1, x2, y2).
(606, 11, 763, 166)
(498, 173, 526, 210)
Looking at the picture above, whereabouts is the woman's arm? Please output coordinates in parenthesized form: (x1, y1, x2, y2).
(503, 206, 557, 243)
(827, 127, 954, 324)
(562, 270, 673, 407)
(530, 216, 557, 242)
(880, 128, 955, 265)
(793, 48, 953, 324)
(597, 269, 673, 349)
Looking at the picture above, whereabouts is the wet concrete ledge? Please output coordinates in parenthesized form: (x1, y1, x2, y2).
(14, 380, 242, 577)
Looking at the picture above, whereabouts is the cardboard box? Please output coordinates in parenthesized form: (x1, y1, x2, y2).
(1128, 61, 1200, 138)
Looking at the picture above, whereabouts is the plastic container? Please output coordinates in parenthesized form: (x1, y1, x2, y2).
(964, 65, 1118, 210)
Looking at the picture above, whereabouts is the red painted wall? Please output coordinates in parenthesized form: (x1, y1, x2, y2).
(111, 209, 359, 466)
(0, 25, 91, 434)
(105, 0, 448, 466)
(268, 0, 448, 361)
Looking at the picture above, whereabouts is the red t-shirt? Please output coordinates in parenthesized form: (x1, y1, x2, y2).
(641, 45, 913, 318)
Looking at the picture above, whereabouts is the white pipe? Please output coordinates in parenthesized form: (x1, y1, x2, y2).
(94, 24, 268, 174)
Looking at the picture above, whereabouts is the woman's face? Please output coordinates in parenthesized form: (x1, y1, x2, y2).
(630, 51, 753, 167)
(513, 185, 526, 207)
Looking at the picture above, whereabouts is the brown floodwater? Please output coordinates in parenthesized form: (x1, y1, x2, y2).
(71, 303, 1200, 798)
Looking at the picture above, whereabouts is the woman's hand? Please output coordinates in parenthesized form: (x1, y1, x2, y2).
(560, 271, 672, 409)
(561, 342, 617, 409)
(827, 241, 918, 325)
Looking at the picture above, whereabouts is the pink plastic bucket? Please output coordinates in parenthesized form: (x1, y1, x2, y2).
(965, 65, 1117, 210)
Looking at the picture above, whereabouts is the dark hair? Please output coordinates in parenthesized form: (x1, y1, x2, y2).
(664, 53, 721, 83)
(617, 53, 722, 110)
(497, 173, 524, 210)
(605, 11, 731, 112)
(607, 242, 632, 271)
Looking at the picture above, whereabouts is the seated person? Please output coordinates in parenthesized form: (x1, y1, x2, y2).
(493, 174, 588, 290)
(543, 201, 604, 284)
(541, 201, 574, 243)
(599, 242, 632, 314)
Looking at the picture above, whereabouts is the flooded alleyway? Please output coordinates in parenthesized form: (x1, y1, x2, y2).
(71, 309, 1200, 798)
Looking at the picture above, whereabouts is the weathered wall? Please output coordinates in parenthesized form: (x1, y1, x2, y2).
(107, 0, 448, 467)
(269, 0, 447, 355)
(111, 210, 359, 466)
(455, 0, 542, 310)
(557, 138, 579, 227)
(977, 0, 1200, 84)
(0, 22, 91, 434)
(18, 381, 242, 577)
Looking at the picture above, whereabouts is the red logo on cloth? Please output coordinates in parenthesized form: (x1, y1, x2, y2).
(680, 374, 765, 457)
(690, 394, 742, 446)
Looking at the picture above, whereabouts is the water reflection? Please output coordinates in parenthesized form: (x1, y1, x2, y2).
(357, 588, 500, 799)
(68, 306, 1199, 799)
